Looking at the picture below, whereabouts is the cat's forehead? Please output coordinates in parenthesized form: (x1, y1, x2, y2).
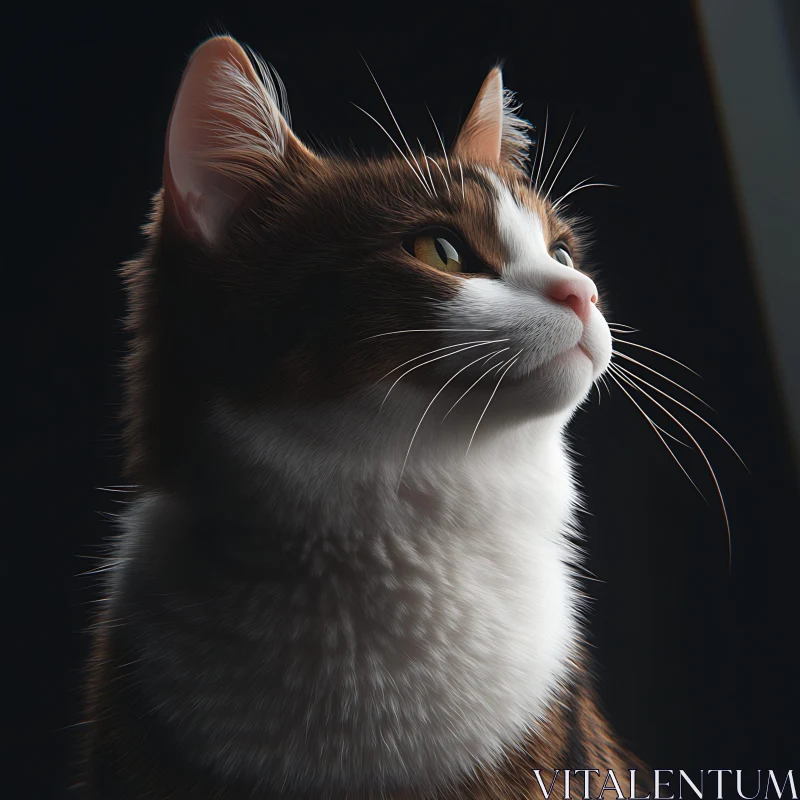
(303, 154, 576, 267)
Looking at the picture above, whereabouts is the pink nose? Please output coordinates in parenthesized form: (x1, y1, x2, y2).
(545, 277, 598, 324)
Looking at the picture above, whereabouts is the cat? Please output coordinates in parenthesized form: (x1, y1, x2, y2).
(80, 34, 653, 799)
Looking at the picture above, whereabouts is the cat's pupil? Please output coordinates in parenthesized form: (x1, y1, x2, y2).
(435, 238, 449, 264)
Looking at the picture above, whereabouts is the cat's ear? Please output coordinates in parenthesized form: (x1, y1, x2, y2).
(452, 67, 531, 172)
(163, 35, 316, 245)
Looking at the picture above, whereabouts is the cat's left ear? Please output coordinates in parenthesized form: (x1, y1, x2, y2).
(163, 35, 318, 246)
(452, 67, 531, 172)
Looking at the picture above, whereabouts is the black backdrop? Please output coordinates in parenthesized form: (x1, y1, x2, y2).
(8, 3, 799, 797)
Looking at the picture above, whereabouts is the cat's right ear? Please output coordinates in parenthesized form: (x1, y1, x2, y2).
(163, 36, 316, 246)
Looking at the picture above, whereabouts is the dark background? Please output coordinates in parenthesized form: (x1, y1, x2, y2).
(8, 3, 799, 797)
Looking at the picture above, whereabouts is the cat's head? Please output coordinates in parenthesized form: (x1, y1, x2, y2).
(124, 35, 611, 481)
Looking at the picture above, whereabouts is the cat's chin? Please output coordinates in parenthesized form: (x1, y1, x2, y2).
(493, 345, 602, 420)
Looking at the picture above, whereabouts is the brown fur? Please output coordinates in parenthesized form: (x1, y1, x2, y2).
(121, 154, 584, 487)
(80, 36, 650, 798)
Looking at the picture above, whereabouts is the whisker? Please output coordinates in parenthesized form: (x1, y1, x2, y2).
(539, 111, 574, 197)
(418, 139, 437, 198)
(426, 107, 453, 182)
(544, 126, 586, 201)
(610, 364, 732, 561)
(532, 105, 549, 191)
(466, 351, 523, 454)
(381, 341, 507, 409)
(528, 124, 539, 190)
(359, 57, 432, 193)
(599, 373, 613, 402)
(613, 364, 747, 470)
(397, 348, 508, 489)
(613, 351, 714, 411)
(611, 338, 701, 376)
(552, 181, 617, 210)
(424, 153, 451, 197)
(458, 160, 466, 199)
(607, 369, 705, 498)
(556, 176, 595, 202)
(441, 349, 513, 421)
(351, 103, 432, 197)
(378, 340, 502, 383)
(607, 323, 639, 332)
(360, 328, 495, 342)
(594, 373, 614, 405)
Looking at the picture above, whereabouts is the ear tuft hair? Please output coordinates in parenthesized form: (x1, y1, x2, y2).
(452, 67, 532, 173)
(163, 36, 316, 246)
(197, 47, 288, 186)
(499, 87, 533, 171)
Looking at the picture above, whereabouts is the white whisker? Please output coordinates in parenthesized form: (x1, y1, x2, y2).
(544, 126, 585, 201)
(381, 341, 507, 409)
(397, 348, 507, 489)
(613, 351, 714, 411)
(426, 107, 453, 183)
(351, 104, 432, 197)
(441, 349, 512, 421)
(539, 111, 574, 198)
(608, 369, 705, 497)
(418, 139, 437, 198)
(614, 364, 747, 469)
(424, 153, 451, 198)
(466, 352, 523, 454)
(610, 364, 732, 561)
(361, 328, 495, 341)
(532, 106, 549, 191)
(378, 340, 503, 383)
(552, 180, 617, 210)
(611, 337, 701, 376)
(556, 176, 595, 202)
(360, 58, 432, 194)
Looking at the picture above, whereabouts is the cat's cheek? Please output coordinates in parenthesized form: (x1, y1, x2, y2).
(579, 311, 613, 380)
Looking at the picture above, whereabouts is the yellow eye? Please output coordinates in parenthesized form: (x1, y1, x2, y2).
(412, 234, 462, 273)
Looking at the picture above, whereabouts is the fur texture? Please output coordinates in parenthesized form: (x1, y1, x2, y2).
(80, 34, 650, 799)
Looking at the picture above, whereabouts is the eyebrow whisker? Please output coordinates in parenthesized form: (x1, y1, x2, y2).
(532, 105, 549, 191)
(351, 103, 433, 197)
(544, 126, 586, 201)
(539, 111, 574, 196)
(427, 106, 453, 183)
(552, 181, 618, 210)
(360, 56, 434, 195)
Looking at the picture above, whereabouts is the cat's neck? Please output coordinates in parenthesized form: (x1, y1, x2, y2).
(116, 402, 583, 795)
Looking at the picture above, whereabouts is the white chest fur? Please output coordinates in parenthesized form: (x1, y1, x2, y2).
(120, 413, 582, 793)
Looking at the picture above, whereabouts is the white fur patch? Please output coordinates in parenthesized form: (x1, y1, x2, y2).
(115, 168, 611, 794)
(441, 173, 611, 396)
(119, 387, 583, 793)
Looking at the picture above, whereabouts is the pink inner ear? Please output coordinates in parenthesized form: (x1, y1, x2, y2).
(453, 69, 504, 164)
(163, 37, 261, 245)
